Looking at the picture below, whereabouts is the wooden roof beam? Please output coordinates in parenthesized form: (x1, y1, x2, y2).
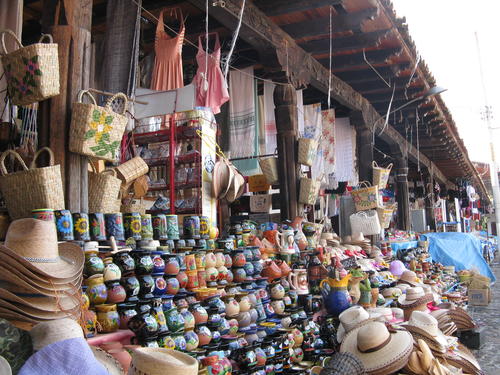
(253, 0, 344, 16)
(316, 47, 403, 71)
(300, 29, 392, 54)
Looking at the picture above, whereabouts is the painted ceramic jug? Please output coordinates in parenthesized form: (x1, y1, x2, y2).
(320, 274, 352, 316)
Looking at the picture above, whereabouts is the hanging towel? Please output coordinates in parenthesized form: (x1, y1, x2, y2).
(321, 109, 336, 186)
(229, 67, 256, 158)
(304, 103, 324, 180)
(333, 117, 356, 184)
(296, 89, 304, 136)
(263, 82, 277, 155)
(257, 95, 266, 155)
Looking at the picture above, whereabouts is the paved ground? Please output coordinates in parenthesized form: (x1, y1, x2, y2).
(468, 260, 500, 375)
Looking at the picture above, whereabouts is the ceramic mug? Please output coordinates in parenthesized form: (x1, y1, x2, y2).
(124, 213, 142, 240)
(32, 208, 55, 222)
(105, 213, 124, 241)
(152, 214, 168, 240)
(89, 213, 107, 241)
(165, 215, 180, 240)
(55, 210, 74, 241)
(141, 214, 153, 240)
(73, 213, 90, 241)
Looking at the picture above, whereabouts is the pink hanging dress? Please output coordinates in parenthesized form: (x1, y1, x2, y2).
(151, 8, 185, 91)
(194, 32, 229, 114)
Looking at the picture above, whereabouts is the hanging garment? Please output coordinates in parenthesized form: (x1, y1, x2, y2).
(296, 89, 304, 136)
(334, 117, 356, 184)
(257, 95, 266, 155)
(151, 8, 185, 91)
(304, 103, 324, 181)
(263, 81, 277, 154)
(321, 109, 336, 185)
(194, 33, 229, 114)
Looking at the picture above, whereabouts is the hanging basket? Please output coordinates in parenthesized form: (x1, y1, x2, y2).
(0, 30, 60, 106)
(299, 177, 320, 205)
(69, 90, 128, 162)
(0, 147, 64, 219)
(88, 164, 122, 214)
(372, 161, 393, 189)
(116, 156, 149, 184)
(350, 210, 381, 236)
(351, 181, 379, 211)
(298, 138, 318, 167)
(259, 156, 279, 185)
(377, 205, 395, 229)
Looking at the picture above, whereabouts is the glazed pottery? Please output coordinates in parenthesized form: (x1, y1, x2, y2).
(176, 270, 188, 290)
(96, 304, 120, 333)
(55, 209, 74, 241)
(105, 213, 124, 241)
(232, 249, 246, 267)
(152, 274, 167, 297)
(185, 329, 200, 351)
(224, 295, 240, 317)
(113, 250, 135, 275)
(127, 309, 159, 339)
(320, 275, 352, 316)
(226, 269, 234, 283)
(124, 212, 142, 240)
(206, 266, 219, 283)
(261, 261, 281, 281)
(180, 308, 195, 330)
(224, 252, 233, 267)
(157, 332, 175, 349)
(214, 250, 225, 268)
(165, 276, 180, 295)
(83, 308, 97, 337)
(89, 213, 107, 241)
(85, 274, 107, 305)
(196, 325, 212, 346)
(165, 214, 180, 240)
(117, 302, 137, 329)
(103, 257, 121, 282)
(236, 311, 251, 328)
(106, 280, 127, 304)
(151, 297, 168, 333)
(140, 214, 153, 240)
(270, 299, 285, 315)
(218, 239, 234, 252)
(131, 250, 153, 275)
(84, 249, 105, 277)
(150, 251, 166, 274)
(72, 212, 90, 241)
(121, 275, 140, 299)
(236, 293, 251, 312)
(190, 302, 208, 324)
(184, 215, 201, 239)
(288, 269, 309, 295)
(138, 274, 155, 296)
(199, 216, 210, 239)
(165, 307, 185, 332)
(152, 214, 168, 240)
(275, 260, 291, 277)
(195, 251, 206, 269)
(32, 208, 55, 222)
(217, 265, 228, 282)
(233, 267, 247, 283)
(205, 250, 217, 268)
(163, 253, 180, 275)
(198, 268, 208, 288)
(270, 282, 285, 300)
(186, 270, 199, 290)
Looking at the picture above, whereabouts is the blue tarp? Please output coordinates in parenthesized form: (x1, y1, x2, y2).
(421, 232, 496, 282)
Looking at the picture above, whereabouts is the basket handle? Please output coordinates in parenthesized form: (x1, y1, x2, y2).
(0, 29, 23, 55)
(372, 161, 379, 168)
(105, 92, 128, 115)
(101, 168, 117, 177)
(357, 180, 372, 188)
(38, 33, 54, 44)
(30, 147, 55, 169)
(386, 163, 393, 170)
(77, 89, 97, 105)
(0, 150, 29, 175)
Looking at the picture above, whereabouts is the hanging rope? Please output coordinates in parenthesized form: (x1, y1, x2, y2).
(416, 108, 420, 172)
(327, 6, 333, 108)
(363, 48, 391, 88)
(203, 0, 209, 91)
(223, 0, 246, 81)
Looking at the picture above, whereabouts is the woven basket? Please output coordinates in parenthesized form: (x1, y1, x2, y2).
(88, 164, 122, 214)
(299, 177, 320, 205)
(376, 205, 395, 229)
(69, 90, 128, 162)
(372, 161, 393, 189)
(258, 156, 279, 185)
(0, 30, 60, 106)
(351, 181, 379, 211)
(298, 138, 318, 166)
(350, 210, 381, 236)
(121, 198, 148, 215)
(0, 147, 64, 219)
(116, 156, 149, 184)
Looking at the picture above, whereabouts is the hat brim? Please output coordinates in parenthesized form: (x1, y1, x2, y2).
(213, 159, 234, 200)
(0, 242, 83, 279)
(398, 293, 433, 307)
(404, 324, 450, 349)
(0, 278, 81, 298)
(0, 307, 39, 324)
(90, 346, 123, 375)
(340, 327, 413, 375)
(0, 298, 80, 320)
(0, 264, 81, 290)
(0, 288, 81, 312)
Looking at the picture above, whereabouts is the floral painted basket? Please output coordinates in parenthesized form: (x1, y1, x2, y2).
(351, 181, 379, 211)
(0, 30, 60, 106)
(299, 177, 320, 205)
(69, 90, 128, 162)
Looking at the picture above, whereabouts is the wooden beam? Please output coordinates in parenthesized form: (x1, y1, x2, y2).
(335, 63, 411, 83)
(281, 8, 379, 38)
(300, 29, 392, 54)
(253, 0, 344, 16)
(317, 47, 402, 71)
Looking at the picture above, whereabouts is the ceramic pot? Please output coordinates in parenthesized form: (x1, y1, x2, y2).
(197, 268, 207, 288)
(152, 214, 168, 240)
(165, 214, 180, 240)
(236, 293, 251, 312)
(163, 253, 180, 276)
(128, 310, 159, 339)
(113, 251, 135, 275)
(226, 269, 234, 284)
(190, 302, 208, 324)
(184, 215, 200, 239)
(85, 274, 107, 305)
(176, 270, 188, 290)
(252, 261, 263, 276)
(180, 308, 195, 330)
(131, 250, 153, 275)
(218, 239, 234, 252)
(205, 266, 219, 283)
(184, 329, 200, 351)
(224, 295, 240, 317)
(55, 209, 74, 241)
(124, 212, 142, 240)
(83, 309, 97, 337)
(84, 249, 105, 277)
(138, 274, 155, 296)
(73, 212, 90, 241)
(288, 269, 309, 295)
(198, 216, 209, 240)
(248, 308, 258, 324)
(270, 282, 285, 300)
(152, 274, 167, 297)
(102, 257, 121, 282)
(233, 267, 247, 283)
(121, 275, 140, 299)
(165, 276, 180, 295)
(196, 325, 212, 346)
(165, 307, 185, 333)
(157, 332, 175, 350)
(243, 262, 255, 277)
(151, 297, 168, 334)
(205, 250, 217, 268)
(261, 261, 281, 282)
(89, 213, 106, 241)
(232, 249, 246, 267)
(217, 265, 228, 282)
(224, 252, 233, 268)
(105, 213, 124, 241)
(270, 299, 285, 315)
(236, 311, 251, 328)
(140, 214, 153, 240)
(150, 251, 166, 274)
(106, 280, 126, 304)
(195, 251, 206, 269)
(275, 260, 291, 277)
(214, 250, 225, 268)
(117, 302, 137, 329)
(96, 304, 120, 333)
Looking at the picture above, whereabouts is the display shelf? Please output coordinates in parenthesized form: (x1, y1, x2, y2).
(133, 126, 200, 145)
(144, 152, 201, 167)
(148, 179, 202, 192)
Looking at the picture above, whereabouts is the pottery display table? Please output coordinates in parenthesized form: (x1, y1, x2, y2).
(389, 241, 418, 252)
(87, 329, 134, 346)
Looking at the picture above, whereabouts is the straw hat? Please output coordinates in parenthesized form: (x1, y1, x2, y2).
(320, 352, 365, 375)
(128, 348, 198, 375)
(389, 260, 406, 277)
(0, 219, 84, 279)
(398, 287, 433, 308)
(398, 270, 420, 287)
(0, 298, 80, 321)
(0, 263, 80, 290)
(340, 321, 413, 375)
(0, 288, 80, 312)
(381, 287, 402, 298)
(212, 159, 234, 200)
(337, 306, 370, 343)
(404, 311, 454, 349)
(367, 308, 403, 324)
(225, 168, 245, 203)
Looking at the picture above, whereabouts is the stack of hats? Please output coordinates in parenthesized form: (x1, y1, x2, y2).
(128, 347, 198, 375)
(397, 286, 433, 320)
(429, 309, 458, 336)
(433, 304, 475, 331)
(396, 270, 420, 287)
(0, 219, 84, 324)
(320, 352, 365, 375)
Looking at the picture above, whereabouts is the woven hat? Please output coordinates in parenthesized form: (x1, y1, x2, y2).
(0, 262, 81, 289)
(340, 321, 413, 375)
(0, 288, 80, 312)
(0, 219, 84, 279)
(398, 287, 433, 308)
(0, 298, 80, 321)
(398, 270, 420, 287)
(0, 267, 80, 294)
(128, 348, 198, 375)
(367, 308, 403, 324)
(30, 318, 84, 351)
(212, 159, 234, 200)
(404, 311, 454, 349)
(381, 287, 402, 298)
(320, 352, 366, 375)
(337, 306, 371, 343)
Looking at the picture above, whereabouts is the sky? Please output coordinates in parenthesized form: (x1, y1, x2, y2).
(391, 0, 500, 164)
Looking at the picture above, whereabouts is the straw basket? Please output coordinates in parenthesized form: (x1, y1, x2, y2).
(350, 210, 381, 236)
(0, 30, 60, 106)
(0, 147, 64, 219)
(116, 156, 149, 184)
(351, 181, 379, 211)
(121, 198, 148, 215)
(298, 138, 318, 166)
(69, 90, 128, 162)
(299, 177, 320, 205)
(376, 205, 395, 229)
(372, 161, 393, 189)
(88, 165, 122, 214)
(259, 156, 279, 185)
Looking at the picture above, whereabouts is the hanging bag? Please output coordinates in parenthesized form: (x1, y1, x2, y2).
(376, 204, 395, 229)
(0, 147, 64, 219)
(88, 164, 122, 214)
(116, 155, 149, 184)
(299, 177, 320, 205)
(259, 156, 279, 185)
(351, 181, 379, 211)
(297, 138, 318, 167)
(0, 30, 60, 106)
(69, 90, 128, 161)
(349, 210, 381, 236)
(372, 161, 393, 189)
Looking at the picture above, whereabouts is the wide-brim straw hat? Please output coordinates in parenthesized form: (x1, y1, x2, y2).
(0, 261, 81, 288)
(398, 287, 433, 308)
(225, 167, 245, 203)
(212, 159, 234, 200)
(0, 266, 81, 293)
(128, 348, 198, 375)
(0, 288, 80, 312)
(337, 306, 370, 343)
(0, 298, 81, 321)
(404, 311, 453, 349)
(398, 270, 420, 287)
(90, 346, 123, 375)
(0, 219, 84, 279)
(30, 318, 84, 350)
(340, 321, 413, 375)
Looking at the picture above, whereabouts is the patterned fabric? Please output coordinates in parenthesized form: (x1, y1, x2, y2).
(263, 82, 277, 154)
(334, 117, 357, 184)
(303, 103, 324, 180)
(321, 109, 336, 186)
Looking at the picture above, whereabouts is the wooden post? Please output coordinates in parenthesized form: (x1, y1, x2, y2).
(351, 111, 373, 183)
(393, 151, 410, 231)
(424, 167, 436, 230)
(274, 84, 298, 221)
(42, 0, 92, 212)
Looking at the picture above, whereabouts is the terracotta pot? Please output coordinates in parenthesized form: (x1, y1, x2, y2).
(96, 304, 120, 333)
(108, 349, 131, 374)
(261, 260, 282, 281)
(275, 260, 291, 277)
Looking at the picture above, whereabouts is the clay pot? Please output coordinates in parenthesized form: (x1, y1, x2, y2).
(261, 261, 282, 281)
(103, 257, 121, 282)
(163, 254, 180, 276)
(196, 325, 212, 346)
(270, 282, 285, 300)
(190, 302, 208, 324)
(236, 293, 251, 313)
(106, 281, 126, 304)
(275, 260, 291, 277)
(270, 299, 285, 315)
(215, 250, 225, 268)
(231, 250, 246, 267)
(85, 274, 107, 305)
(96, 304, 120, 333)
(224, 295, 240, 317)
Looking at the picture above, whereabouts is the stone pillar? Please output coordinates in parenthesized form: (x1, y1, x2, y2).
(274, 84, 298, 220)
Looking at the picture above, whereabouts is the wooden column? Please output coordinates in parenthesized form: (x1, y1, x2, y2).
(352, 111, 373, 183)
(42, 0, 92, 212)
(424, 167, 436, 230)
(394, 152, 410, 231)
(274, 84, 298, 220)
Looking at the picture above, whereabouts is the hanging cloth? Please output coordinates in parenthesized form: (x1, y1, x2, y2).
(151, 8, 185, 91)
(304, 103, 324, 181)
(321, 109, 336, 186)
(194, 32, 229, 114)
(263, 81, 277, 154)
